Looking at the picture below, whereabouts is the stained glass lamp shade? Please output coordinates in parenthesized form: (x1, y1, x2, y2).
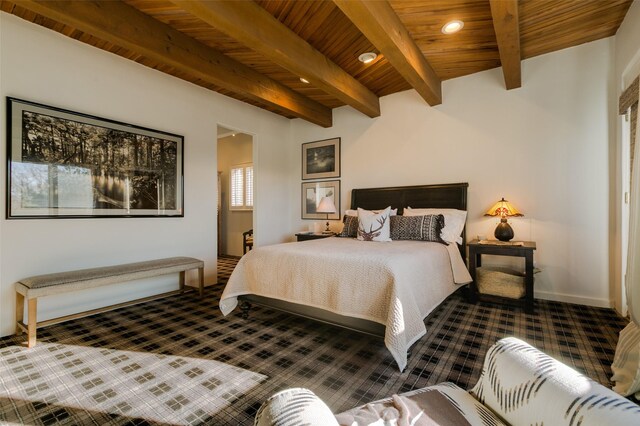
(484, 198, 523, 241)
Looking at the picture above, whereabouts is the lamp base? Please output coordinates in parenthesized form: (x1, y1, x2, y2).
(494, 218, 514, 242)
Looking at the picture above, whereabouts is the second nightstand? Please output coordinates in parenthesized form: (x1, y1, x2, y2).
(467, 239, 536, 313)
(295, 232, 335, 242)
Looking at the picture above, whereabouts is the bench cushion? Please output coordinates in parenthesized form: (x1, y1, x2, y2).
(16, 257, 203, 298)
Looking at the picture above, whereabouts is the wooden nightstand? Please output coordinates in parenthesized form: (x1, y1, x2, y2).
(295, 232, 335, 241)
(467, 239, 536, 313)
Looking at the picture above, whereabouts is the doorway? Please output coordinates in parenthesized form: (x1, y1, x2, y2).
(217, 126, 254, 257)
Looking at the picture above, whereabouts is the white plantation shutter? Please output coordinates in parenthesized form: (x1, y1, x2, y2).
(245, 166, 254, 207)
(230, 167, 244, 208)
(230, 163, 253, 210)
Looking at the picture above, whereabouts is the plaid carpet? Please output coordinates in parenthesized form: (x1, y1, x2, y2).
(0, 256, 629, 425)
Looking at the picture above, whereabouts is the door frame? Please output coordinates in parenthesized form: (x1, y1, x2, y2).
(216, 124, 257, 256)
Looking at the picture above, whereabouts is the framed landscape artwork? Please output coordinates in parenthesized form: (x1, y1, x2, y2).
(6, 97, 184, 218)
(302, 137, 340, 180)
(301, 180, 340, 220)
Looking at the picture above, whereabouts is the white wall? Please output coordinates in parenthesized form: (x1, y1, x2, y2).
(292, 38, 615, 307)
(612, 1, 640, 314)
(0, 8, 626, 338)
(0, 13, 293, 337)
(218, 133, 253, 256)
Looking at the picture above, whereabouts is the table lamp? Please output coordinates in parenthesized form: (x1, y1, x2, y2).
(484, 197, 523, 241)
(316, 196, 336, 234)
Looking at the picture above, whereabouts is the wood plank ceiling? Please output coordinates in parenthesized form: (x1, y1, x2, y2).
(1, 0, 633, 128)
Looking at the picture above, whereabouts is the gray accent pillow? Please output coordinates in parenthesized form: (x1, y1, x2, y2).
(338, 215, 358, 238)
(390, 214, 447, 244)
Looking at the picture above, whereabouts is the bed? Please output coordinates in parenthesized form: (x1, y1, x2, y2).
(219, 183, 471, 371)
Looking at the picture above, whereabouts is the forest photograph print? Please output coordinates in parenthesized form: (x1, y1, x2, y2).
(7, 98, 183, 218)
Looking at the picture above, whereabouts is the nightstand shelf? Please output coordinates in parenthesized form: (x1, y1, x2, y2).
(295, 232, 335, 242)
(467, 239, 536, 313)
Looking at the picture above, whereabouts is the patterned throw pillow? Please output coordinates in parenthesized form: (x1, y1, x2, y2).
(390, 214, 447, 244)
(404, 208, 466, 245)
(357, 207, 391, 242)
(255, 388, 339, 426)
(472, 337, 640, 426)
(338, 215, 358, 238)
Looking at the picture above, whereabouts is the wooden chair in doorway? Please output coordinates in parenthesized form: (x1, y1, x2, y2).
(243, 229, 253, 254)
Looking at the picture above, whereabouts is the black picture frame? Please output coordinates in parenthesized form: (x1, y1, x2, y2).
(6, 97, 184, 219)
(302, 137, 340, 180)
(301, 180, 340, 220)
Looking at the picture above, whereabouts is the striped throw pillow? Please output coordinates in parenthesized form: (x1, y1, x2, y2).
(255, 388, 338, 426)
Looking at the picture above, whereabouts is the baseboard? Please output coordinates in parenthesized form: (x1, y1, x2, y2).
(534, 290, 612, 308)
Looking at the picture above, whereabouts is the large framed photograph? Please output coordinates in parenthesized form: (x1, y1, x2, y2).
(302, 137, 340, 180)
(7, 97, 184, 218)
(302, 180, 340, 220)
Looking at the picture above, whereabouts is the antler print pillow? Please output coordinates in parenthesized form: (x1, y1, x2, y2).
(357, 207, 392, 242)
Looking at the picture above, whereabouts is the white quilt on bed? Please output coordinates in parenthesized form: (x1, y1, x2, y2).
(219, 238, 471, 371)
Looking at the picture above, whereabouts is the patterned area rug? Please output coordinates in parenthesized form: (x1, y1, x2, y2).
(0, 343, 266, 425)
(0, 256, 629, 425)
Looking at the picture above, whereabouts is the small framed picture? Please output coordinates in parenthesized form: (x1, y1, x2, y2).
(301, 180, 340, 220)
(302, 137, 340, 180)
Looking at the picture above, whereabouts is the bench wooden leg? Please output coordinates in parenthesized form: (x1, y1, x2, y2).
(27, 298, 37, 348)
(179, 271, 185, 293)
(16, 292, 24, 335)
(198, 267, 204, 298)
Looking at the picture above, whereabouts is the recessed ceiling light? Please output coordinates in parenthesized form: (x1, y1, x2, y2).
(299, 77, 310, 84)
(441, 20, 464, 35)
(358, 52, 377, 64)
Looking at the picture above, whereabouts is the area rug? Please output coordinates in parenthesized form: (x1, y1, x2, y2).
(0, 342, 266, 425)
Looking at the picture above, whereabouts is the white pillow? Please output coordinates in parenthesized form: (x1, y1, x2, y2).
(357, 207, 391, 242)
(255, 388, 338, 426)
(404, 207, 467, 245)
(346, 208, 397, 216)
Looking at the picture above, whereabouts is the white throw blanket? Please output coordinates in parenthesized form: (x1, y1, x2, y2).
(220, 238, 470, 371)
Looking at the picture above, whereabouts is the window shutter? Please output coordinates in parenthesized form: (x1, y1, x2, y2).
(245, 166, 254, 207)
(230, 167, 244, 208)
(230, 163, 253, 210)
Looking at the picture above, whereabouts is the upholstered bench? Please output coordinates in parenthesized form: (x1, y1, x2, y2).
(256, 337, 640, 425)
(15, 257, 204, 348)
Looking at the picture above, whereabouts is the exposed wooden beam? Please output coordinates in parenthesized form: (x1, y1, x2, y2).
(171, 0, 380, 118)
(333, 0, 441, 106)
(490, 0, 521, 90)
(13, 0, 333, 127)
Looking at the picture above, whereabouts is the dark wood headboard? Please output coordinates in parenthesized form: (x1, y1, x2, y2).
(350, 182, 469, 259)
